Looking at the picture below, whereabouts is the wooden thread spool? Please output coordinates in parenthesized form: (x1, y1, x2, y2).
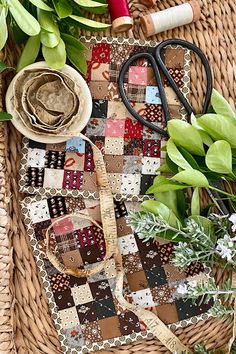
(107, 0, 133, 32)
(141, 0, 201, 37)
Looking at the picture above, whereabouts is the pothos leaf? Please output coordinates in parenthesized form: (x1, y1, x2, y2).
(211, 89, 236, 121)
(73, 0, 107, 7)
(28, 0, 53, 11)
(141, 200, 181, 228)
(69, 15, 111, 30)
(191, 187, 200, 216)
(0, 6, 8, 51)
(205, 140, 233, 174)
(0, 112, 12, 121)
(52, 0, 72, 18)
(42, 38, 66, 69)
(0, 61, 14, 73)
(167, 138, 192, 170)
(16, 34, 40, 72)
(7, 0, 41, 36)
(171, 169, 209, 188)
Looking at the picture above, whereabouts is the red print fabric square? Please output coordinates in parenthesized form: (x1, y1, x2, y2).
(143, 140, 161, 157)
(92, 43, 111, 63)
(76, 226, 98, 248)
(62, 171, 83, 190)
(124, 118, 143, 139)
(128, 66, 148, 86)
(84, 153, 95, 172)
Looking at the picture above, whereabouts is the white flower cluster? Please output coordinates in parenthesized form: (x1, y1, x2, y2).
(216, 234, 236, 262)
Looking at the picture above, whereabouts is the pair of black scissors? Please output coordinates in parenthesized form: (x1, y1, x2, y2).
(118, 38, 213, 137)
(118, 38, 230, 215)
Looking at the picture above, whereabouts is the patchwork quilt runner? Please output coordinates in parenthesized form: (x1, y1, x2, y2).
(19, 36, 190, 201)
(22, 195, 212, 354)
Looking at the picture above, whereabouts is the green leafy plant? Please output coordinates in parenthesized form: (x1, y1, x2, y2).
(0, 0, 110, 73)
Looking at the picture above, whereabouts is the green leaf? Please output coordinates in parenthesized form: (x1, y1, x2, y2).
(73, 0, 107, 7)
(0, 61, 14, 73)
(141, 200, 181, 228)
(29, 0, 53, 11)
(38, 10, 60, 48)
(61, 33, 87, 74)
(189, 215, 214, 239)
(147, 176, 190, 194)
(166, 154, 178, 174)
(7, 0, 40, 36)
(0, 112, 12, 121)
(61, 33, 87, 51)
(167, 120, 205, 156)
(52, 0, 72, 18)
(82, 5, 108, 14)
(42, 38, 66, 69)
(191, 113, 213, 146)
(167, 138, 192, 170)
(191, 187, 200, 216)
(176, 190, 186, 220)
(0, 6, 8, 51)
(205, 140, 233, 174)
(16, 34, 40, 72)
(157, 163, 172, 173)
(198, 114, 236, 148)
(171, 169, 209, 188)
(177, 146, 200, 170)
(154, 190, 179, 219)
(211, 89, 236, 120)
(69, 15, 111, 30)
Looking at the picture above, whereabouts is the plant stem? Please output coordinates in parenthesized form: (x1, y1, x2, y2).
(209, 186, 236, 200)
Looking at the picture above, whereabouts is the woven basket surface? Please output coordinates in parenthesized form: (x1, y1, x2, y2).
(0, 0, 235, 353)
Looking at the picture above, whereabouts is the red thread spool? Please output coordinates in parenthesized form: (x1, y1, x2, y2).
(107, 0, 133, 32)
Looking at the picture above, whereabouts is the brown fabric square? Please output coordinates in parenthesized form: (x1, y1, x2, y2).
(104, 155, 124, 173)
(158, 243, 174, 264)
(155, 303, 178, 324)
(147, 67, 157, 86)
(107, 82, 120, 101)
(126, 270, 148, 292)
(81, 172, 99, 193)
(184, 263, 205, 277)
(163, 264, 186, 283)
(61, 250, 84, 269)
(89, 81, 109, 100)
(65, 197, 86, 213)
(99, 316, 121, 340)
(169, 104, 181, 119)
(118, 311, 141, 335)
(48, 273, 70, 292)
(87, 204, 102, 223)
(122, 252, 143, 274)
(81, 321, 103, 345)
(151, 284, 173, 305)
(164, 48, 184, 68)
(80, 244, 102, 265)
(116, 217, 133, 237)
(46, 142, 66, 151)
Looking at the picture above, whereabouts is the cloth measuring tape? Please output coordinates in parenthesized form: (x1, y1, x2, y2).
(45, 132, 192, 353)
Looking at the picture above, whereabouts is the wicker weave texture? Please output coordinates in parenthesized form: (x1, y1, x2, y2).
(0, 0, 235, 353)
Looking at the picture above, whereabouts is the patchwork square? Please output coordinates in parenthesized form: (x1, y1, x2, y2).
(116, 217, 133, 237)
(123, 156, 142, 174)
(53, 217, 74, 236)
(27, 148, 46, 168)
(158, 243, 175, 265)
(145, 86, 162, 104)
(43, 169, 64, 189)
(143, 140, 161, 157)
(143, 104, 163, 122)
(126, 271, 149, 292)
(54, 289, 75, 310)
(59, 307, 80, 330)
(64, 152, 85, 171)
(140, 175, 156, 195)
(155, 303, 178, 324)
(122, 253, 143, 274)
(65, 326, 84, 347)
(104, 137, 124, 155)
(63, 171, 83, 190)
(107, 101, 130, 120)
(76, 225, 98, 248)
(141, 157, 160, 175)
(121, 174, 141, 195)
(71, 284, 93, 306)
(26, 167, 44, 187)
(91, 63, 109, 81)
(91, 99, 108, 119)
(108, 173, 122, 193)
(151, 284, 173, 305)
(126, 84, 146, 102)
(132, 288, 155, 307)
(48, 196, 67, 218)
(124, 118, 143, 139)
(118, 312, 141, 335)
(56, 233, 79, 254)
(62, 250, 84, 269)
(45, 151, 65, 169)
(114, 200, 128, 218)
(80, 244, 103, 265)
(109, 63, 128, 83)
(29, 200, 50, 223)
(99, 316, 121, 340)
(66, 137, 86, 153)
(128, 66, 148, 85)
(92, 43, 111, 63)
(118, 234, 138, 255)
(81, 321, 103, 345)
(89, 81, 109, 100)
(104, 155, 124, 173)
(48, 273, 70, 292)
(96, 298, 116, 320)
(107, 82, 120, 101)
(105, 118, 125, 137)
(145, 266, 167, 288)
(90, 280, 112, 300)
(76, 301, 97, 323)
(124, 138, 143, 156)
(65, 197, 86, 213)
(86, 118, 105, 136)
(81, 172, 98, 193)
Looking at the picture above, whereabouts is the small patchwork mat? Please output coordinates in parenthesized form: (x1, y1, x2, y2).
(19, 36, 190, 201)
(21, 195, 212, 354)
